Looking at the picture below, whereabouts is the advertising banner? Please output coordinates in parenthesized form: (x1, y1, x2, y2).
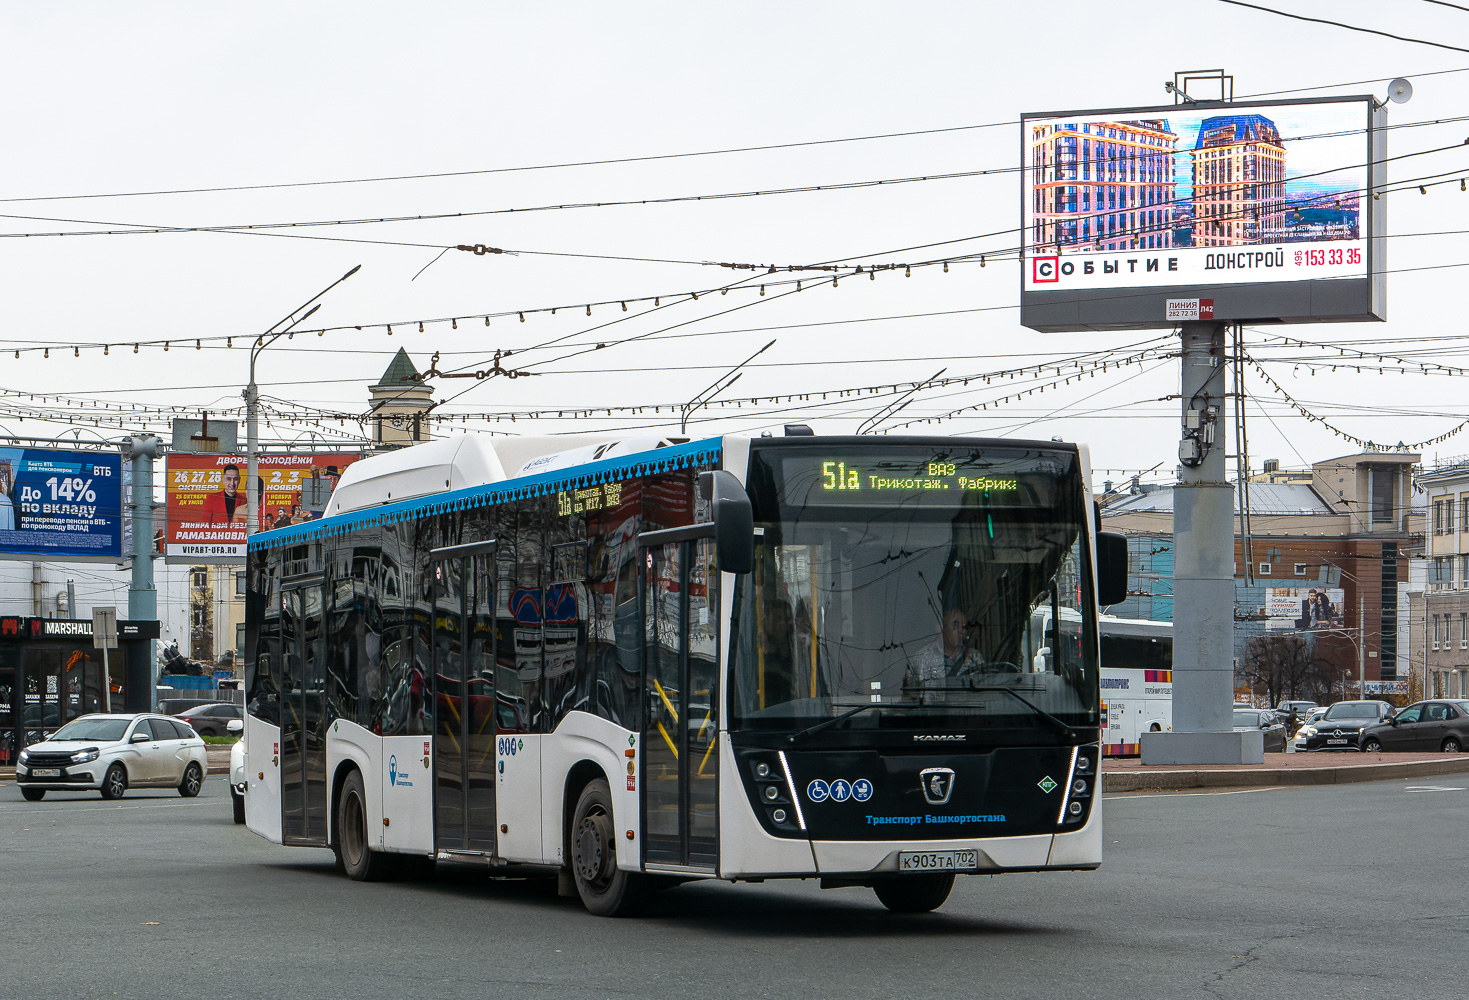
(1020, 96, 1384, 331)
(0, 448, 124, 562)
(1263, 586, 1345, 630)
(165, 453, 360, 563)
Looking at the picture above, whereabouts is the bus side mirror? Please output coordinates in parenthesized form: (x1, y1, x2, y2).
(700, 470, 754, 574)
(1096, 531, 1128, 607)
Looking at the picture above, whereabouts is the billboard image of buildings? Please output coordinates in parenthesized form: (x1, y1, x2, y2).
(1020, 96, 1384, 331)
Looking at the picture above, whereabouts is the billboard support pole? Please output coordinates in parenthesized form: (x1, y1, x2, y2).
(126, 435, 160, 713)
(1142, 322, 1264, 764)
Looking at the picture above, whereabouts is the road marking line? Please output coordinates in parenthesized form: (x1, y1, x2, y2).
(1404, 785, 1465, 793)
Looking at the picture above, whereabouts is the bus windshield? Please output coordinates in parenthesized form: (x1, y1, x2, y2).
(731, 443, 1098, 740)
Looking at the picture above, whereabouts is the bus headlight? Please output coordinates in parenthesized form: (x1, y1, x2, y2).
(1057, 745, 1098, 827)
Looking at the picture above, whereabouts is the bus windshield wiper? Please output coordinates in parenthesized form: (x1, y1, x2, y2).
(911, 684, 1085, 743)
(785, 703, 926, 745)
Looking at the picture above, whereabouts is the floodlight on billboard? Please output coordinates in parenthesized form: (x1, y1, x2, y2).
(1019, 96, 1385, 332)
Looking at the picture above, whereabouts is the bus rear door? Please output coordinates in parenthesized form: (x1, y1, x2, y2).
(430, 544, 499, 858)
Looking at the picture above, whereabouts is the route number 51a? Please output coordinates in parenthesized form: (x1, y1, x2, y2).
(822, 461, 859, 491)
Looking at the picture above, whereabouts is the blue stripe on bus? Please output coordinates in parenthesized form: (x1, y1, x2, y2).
(248, 435, 724, 552)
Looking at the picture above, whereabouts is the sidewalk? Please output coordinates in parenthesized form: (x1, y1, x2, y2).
(1103, 750, 1469, 792)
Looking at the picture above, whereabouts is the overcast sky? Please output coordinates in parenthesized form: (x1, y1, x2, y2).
(3, 1, 1468, 483)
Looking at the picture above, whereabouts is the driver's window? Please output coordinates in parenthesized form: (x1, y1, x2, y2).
(1396, 705, 1423, 724)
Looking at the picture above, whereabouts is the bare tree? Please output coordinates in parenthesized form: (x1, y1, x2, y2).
(1242, 633, 1320, 707)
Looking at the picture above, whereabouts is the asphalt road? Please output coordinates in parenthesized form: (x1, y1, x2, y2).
(1, 775, 1464, 1000)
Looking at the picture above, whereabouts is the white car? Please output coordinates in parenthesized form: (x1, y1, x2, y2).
(16, 713, 208, 801)
(228, 718, 247, 824)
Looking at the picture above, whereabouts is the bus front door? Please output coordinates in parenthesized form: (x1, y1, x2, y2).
(281, 577, 328, 846)
(431, 546, 498, 856)
(640, 535, 719, 871)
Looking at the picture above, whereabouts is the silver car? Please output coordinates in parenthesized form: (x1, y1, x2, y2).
(16, 714, 208, 801)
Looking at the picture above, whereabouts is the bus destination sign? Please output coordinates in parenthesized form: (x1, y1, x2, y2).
(779, 454, 1043, 508)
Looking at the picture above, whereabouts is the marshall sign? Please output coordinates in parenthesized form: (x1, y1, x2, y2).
(0, 617, 159, 641)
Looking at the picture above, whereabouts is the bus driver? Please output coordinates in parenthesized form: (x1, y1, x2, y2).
(907, 608, 985, 687)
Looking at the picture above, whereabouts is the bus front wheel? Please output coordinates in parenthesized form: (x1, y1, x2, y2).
(873, 873, 955, 913)
(570, 778, 645, 917)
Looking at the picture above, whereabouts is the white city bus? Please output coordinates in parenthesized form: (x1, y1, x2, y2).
(243, 432, 1127, 915)
(1098, 616, 1172, 756)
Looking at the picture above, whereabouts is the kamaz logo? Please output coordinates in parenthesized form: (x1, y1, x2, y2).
(913, 735, 965, 742)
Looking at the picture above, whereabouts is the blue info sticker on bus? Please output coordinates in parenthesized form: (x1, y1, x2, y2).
(852, 778, 873, 802)
(807, 779, 830, 802)
(829, 779, 852, 802)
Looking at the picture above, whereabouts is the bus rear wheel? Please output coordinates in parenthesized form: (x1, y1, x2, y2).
(570, 778, 644, 917)
(335, 769, 392, 881)
(873, 873, 955, 913)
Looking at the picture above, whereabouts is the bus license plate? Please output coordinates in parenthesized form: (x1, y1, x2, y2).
(30, 768, 60, 778)
(898, 850, 978, 872)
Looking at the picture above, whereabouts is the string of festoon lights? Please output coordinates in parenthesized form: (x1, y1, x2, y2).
(1250, 331, 1469, 377)
(1244, 354, 1469, 451)
(1, 256, 985, 360)
(6, 156, 1469, 362)
(877, 345, 1174, 432)
(0, 339, 1177, 432)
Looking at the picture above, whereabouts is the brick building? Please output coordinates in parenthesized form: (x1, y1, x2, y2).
(1417, 458, 1469, 697)
(1102, 452, 1422, 692)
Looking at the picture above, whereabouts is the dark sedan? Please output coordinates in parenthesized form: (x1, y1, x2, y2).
(1360, 701, 1469, 754)
(173, 702, 243, 737)
(1233, 709, 1287, 753)
(1297, 700, 1396, 751)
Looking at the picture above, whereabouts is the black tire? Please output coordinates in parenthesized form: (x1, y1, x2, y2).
(1362, 737, 1383, 754)
(20, 787, 45, 801)
(178, 763, 203, 797)
(570, 778, 645, 917)
(335, 769, 392, 881)
(100, 763, 127, 800)
(231, 789, 246, 824)
(1444, 736, 1463, 753)
(873, 874, 956, 913)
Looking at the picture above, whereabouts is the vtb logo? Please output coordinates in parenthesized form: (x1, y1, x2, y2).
(1032, 256, 1060, 283)
(919, 766, 956, 806)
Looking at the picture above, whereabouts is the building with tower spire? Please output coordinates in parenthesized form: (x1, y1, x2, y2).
(368, 348, 435, 448)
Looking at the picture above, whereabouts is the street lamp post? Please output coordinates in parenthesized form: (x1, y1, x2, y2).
(243, 266, 360, 538)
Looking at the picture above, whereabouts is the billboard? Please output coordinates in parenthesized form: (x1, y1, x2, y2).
(0, 448, 124, 562)
(165, 453, 360, 563)
(1020, 96, 1385, 331)
(1263, 586, 1346, 630)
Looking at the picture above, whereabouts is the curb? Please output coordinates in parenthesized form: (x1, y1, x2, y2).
(1104, 756, 1469, 792)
